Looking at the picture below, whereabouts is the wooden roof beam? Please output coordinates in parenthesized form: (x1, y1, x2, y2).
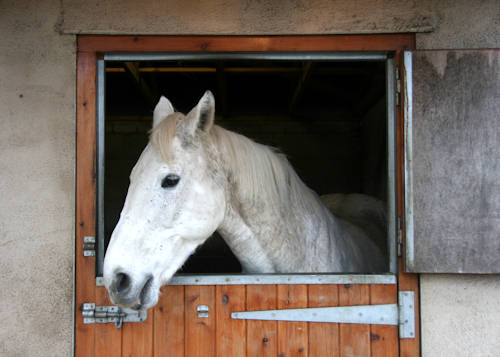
(289, 62, 313, 114)
(123, 61, 158, 108)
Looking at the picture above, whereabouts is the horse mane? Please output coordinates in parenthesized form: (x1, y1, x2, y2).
(150, 114, 321, 216)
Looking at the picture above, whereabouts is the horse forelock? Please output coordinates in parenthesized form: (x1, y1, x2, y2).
(150, 112, 182, 163)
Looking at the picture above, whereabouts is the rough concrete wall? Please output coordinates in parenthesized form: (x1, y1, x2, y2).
(0, 1, 75, 356)
(416, 1, 500, 356)
(417, 0, 500, 49)
(60, 0, 434, 34)
(420, 275, 500, 356)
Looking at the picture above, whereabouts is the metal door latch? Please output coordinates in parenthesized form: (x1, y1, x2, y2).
(81, 303, 147, 328)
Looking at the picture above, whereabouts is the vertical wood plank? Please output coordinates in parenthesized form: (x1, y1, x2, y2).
(216, 285, 246, 357)
(308, 285, 340, 357)
(370, 285, 398, 357)
(339, 284, 371, 357)
(277, 285, 308, 357)
(398, 260, 421, 357)
(246, 285, 277, 357)
(154, 286, 185, 357)
(95, 287, 122, 357)
(75, 50, 97, 357)
(185, 286, 216, 357)
(122, 308, 154, 357)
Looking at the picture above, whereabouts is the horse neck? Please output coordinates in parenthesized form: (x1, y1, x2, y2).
(218, 181, 345, 273)
(211, 128, 343, 272)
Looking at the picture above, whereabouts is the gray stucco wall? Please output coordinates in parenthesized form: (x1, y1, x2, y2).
(60, 0, 434, 34)
(0, 1, 75, 356)
(416, 0, 500, 49)
(0, 0, 498, 356)
(420, 275, 500, 356)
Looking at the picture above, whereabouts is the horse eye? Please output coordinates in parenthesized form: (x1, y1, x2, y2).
(161, 174, 180, 188)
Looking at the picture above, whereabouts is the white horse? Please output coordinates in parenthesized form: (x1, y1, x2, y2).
(103, 91, 386, 310)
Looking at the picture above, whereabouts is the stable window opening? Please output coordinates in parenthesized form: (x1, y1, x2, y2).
(96, 52, 397, 283)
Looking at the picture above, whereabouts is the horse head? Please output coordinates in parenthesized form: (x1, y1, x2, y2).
(103, 91, 226, 310)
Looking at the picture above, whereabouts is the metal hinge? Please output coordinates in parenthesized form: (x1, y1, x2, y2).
(398, 291, 416, 338)
(397, 216, 403, 257)
(395, 67, 402, 107)
(83, 236, 96, 257)
(81, 303, 147, 329)
(231, 290, 415, 339)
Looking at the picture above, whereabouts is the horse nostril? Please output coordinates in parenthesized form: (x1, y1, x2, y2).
(114, 272, 131, 294)
(139, 276, 153, 305)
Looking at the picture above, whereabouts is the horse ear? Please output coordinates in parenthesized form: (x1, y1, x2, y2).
(153, 96, 174, 127)
(185, 90, 215, 135)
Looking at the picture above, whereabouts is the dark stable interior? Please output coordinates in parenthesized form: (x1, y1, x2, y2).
(104, 59, 388, 273)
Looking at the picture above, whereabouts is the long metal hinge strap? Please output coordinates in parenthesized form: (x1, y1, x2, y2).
(232, 304, 398, 325)
(232, 290, 415, 339)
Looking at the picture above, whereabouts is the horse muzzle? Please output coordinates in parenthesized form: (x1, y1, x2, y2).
(106, 272, 155, 310)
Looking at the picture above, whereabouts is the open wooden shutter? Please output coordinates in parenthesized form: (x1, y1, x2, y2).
(404, 50, 500, 273)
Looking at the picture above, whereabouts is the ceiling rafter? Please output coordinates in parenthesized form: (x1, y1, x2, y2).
(289, 62, 313, 114)
(123, 61, 158, 108)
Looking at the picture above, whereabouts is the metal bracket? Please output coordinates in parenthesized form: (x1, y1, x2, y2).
(398, 291, 415, 338)
(82, 303, 147, 328)
(197, 305, 209, 318)
(96, 277, 105, 286)
(83, 236, 96, 257)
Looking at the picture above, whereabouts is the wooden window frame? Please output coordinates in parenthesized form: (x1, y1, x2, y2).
(75, 34, 419, 357)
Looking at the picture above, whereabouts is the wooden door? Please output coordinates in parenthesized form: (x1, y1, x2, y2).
(80, 282, 400, 357)
(75, 35, 419, 357)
